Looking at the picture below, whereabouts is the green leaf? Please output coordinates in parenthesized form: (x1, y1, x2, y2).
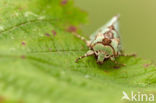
(0, 0, 155, 103)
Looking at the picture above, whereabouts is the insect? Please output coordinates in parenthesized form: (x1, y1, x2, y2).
(73, 15, 133, 65)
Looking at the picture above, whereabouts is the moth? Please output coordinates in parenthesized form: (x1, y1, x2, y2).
(73, 15, 133, 65)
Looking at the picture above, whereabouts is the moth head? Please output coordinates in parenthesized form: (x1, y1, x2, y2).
(102, 38, 112, 45)
(95, 45, 114, 64)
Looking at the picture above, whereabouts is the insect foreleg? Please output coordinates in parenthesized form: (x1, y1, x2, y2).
(72, 32, 91, 47)
(75, 50, 94, 62)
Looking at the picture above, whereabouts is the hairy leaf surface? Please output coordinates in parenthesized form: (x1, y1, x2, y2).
(0, 0, 155, 103)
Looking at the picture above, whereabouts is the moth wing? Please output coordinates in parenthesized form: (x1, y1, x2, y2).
(90, 15, 120, 41)
(90, 14, 123, 53)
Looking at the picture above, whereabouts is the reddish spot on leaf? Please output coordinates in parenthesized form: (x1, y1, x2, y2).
(144, 63, 151, 68)
(49, 48, 52, 52)
(21, 55, 26, 59)
(0, 96, 5, 102)
(52, 30, 56, 36)
(21, 41, 26, 46)
(67, 26, 77, 33)
(113, 65, 121, 69)
(61, 0, 68, 5)
(104, 70, 109, 73)
(18, 7, 23, 11)
(45, 33, 50, 37)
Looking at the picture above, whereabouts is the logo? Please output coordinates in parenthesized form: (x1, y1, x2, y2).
(121, 91, 155, 102)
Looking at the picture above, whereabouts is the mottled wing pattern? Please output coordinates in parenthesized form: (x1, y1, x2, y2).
(90, 15, 122, 54)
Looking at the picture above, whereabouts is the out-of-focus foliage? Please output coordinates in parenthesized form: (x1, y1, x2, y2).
(0, 0, 155, 103)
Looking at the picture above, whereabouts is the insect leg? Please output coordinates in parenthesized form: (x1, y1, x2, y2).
(113, 61, 126, 66)
(72, 32, 91, 47)
(120, 53, 136, 57)
(75, 50, 94, 62)
(110, 57, 125, 66)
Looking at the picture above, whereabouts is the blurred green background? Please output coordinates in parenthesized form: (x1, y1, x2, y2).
(75, 0, 156, 62)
